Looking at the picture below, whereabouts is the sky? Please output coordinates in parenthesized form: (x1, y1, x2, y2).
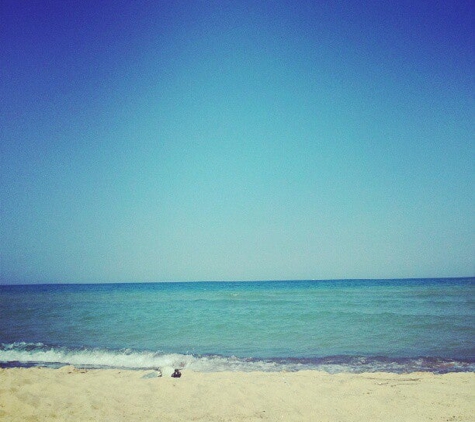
(1, 0, 474, 284)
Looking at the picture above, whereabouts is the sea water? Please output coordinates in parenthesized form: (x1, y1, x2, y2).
(0, 279, 474, 373)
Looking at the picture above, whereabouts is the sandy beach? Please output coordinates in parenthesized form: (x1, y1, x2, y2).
(0, 367, 474, 421)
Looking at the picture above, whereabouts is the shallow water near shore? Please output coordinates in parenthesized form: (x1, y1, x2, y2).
(1, 278, 474, 373)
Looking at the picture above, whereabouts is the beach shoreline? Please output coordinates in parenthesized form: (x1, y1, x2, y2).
(1, 367, 474, 421)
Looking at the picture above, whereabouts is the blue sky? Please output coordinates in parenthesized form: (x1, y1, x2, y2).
(1, 0, 474, 283)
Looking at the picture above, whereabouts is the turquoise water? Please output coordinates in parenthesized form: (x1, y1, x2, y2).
(0, 279, 474, 373)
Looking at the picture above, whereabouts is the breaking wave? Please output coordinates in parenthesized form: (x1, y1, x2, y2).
(1, 342, 474, 374)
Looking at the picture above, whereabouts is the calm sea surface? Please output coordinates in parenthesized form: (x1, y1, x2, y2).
(0, 278, 474, 373)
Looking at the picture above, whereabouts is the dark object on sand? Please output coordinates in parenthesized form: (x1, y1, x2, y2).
(171, 369, 182, 378)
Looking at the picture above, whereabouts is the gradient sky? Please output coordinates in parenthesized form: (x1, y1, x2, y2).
(1, 0, 474, 283)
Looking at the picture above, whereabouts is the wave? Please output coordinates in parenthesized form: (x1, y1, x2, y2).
(0, 342, 192, 370)
(1, 342, 474, 374)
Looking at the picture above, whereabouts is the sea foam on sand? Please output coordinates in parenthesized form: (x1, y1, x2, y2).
(0, 367, 474, 421)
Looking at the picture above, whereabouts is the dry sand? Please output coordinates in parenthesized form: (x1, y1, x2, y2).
(0, 367, 474, 421)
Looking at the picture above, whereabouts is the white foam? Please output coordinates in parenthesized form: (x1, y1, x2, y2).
(0, 343, 293, 372)
(2, 343, 473, 373)
(0, 343, 194, 370)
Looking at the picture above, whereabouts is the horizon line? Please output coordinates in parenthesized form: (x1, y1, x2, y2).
(1, 276, 474, 287)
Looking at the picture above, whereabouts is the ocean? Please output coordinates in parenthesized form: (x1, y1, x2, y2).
(0, 278, 474, 373)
